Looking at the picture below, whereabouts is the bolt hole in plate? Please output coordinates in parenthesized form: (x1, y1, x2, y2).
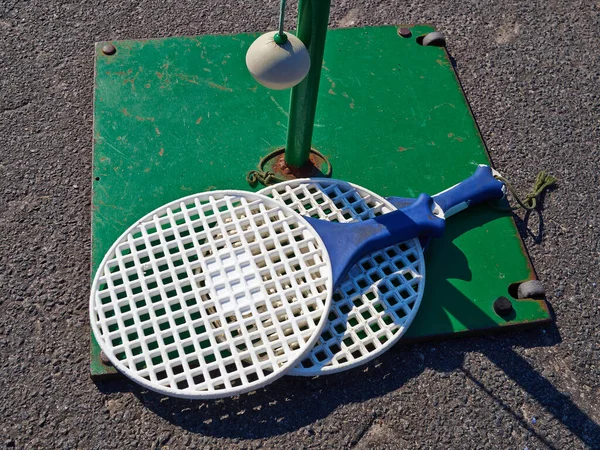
(509, 280, 546, 299)
(416, 31, 446, 47)
(259, 179, 425, 375)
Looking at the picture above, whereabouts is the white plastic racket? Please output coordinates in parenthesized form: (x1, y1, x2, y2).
(260, 165, 505, 375)
(90, 188, 446, 398)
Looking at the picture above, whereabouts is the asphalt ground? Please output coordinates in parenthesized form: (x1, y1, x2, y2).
(1, 0, 599, 448)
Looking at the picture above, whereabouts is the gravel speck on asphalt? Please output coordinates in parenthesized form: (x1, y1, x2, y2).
(0, 0, 599, 449)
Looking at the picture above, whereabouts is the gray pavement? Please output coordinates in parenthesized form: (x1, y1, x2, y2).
(1, 0, 599, 448)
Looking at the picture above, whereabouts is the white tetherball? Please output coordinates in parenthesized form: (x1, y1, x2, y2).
(246, 31, 311, 90)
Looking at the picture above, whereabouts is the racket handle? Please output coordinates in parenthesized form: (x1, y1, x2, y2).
(308, 194, 445, 286)
(387, 165, 506, 219)
(432, 165, 506, 218)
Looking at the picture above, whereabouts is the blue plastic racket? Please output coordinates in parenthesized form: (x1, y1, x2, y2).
(260, 164, 506, 375)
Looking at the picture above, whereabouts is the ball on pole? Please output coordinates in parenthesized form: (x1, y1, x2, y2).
(246, 31, 310, 90)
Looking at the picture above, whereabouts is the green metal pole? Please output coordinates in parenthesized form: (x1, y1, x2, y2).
(284, 0, 331, 168)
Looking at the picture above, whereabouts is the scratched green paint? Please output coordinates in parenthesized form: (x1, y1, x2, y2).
(91, 26, 550, 377)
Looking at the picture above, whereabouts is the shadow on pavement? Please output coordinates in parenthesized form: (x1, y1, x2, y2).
(95, 267, 599, 447)
(95, 189, 598, 446)
(96, 324, 599, 448)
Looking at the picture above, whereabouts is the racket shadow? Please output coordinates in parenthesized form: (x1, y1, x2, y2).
(95, 208, 599, 447)
(105, 323, 600, 448)
(102, 350, 428, 438)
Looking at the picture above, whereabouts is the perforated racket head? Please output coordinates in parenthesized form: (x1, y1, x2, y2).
(259, 180, 426, 376)
(90, 191, 333, 398)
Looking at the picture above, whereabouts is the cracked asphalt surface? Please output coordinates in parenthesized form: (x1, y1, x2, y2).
(1, 0, 599, 448)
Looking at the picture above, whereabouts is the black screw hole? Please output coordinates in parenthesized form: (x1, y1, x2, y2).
(100, 351, 113, 366)
(101, 44, 117, 56)
(95, 177, 100, 181)
(493, 296, 514, 318)
(398, 27, 412, 38)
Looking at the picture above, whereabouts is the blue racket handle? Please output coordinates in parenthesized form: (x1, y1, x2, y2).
(388, 165, 506, 218)
(433, 165, 506, 217)
(307, 194, 445, 287)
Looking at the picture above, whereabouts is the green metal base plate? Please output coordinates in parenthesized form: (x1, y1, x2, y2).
(91, 25, 550, 378)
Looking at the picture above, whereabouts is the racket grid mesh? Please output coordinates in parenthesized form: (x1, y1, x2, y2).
(262, 181, 425, 375)
(90, 192, 332, 397)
